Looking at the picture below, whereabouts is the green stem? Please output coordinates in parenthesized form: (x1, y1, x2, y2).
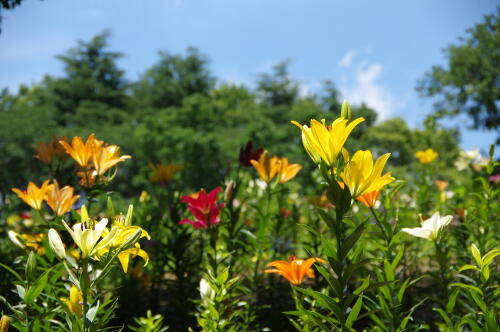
(81, 258, 90, 332)
(291, 286, 310, 332)
(434, 240, 449, 301)
(370, 207, 390, 252)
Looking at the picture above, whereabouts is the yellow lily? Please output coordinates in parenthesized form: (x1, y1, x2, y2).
(150, 163, 183, 184)
(92, 144, 131, 176)
(117, 244, 149, 273)
(11, 180, 51, 210)
(63, 218, 117, 258)
(62, 285, 83, 317)
(45, 180, 80, 216)
(97, 217, 150, 273)
(277, 158, 302, 184)
(291, 117, 365, 167)
(415, 148, 438, 164)
(250, 151, 280, 183)
(340, 150, 395, 198)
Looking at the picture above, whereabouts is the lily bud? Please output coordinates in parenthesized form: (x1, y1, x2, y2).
(80, 205, 89, 223)
(26, 251, 37, 282)
(340, 100, 352, 121)
(224, 180, 236, 203)
(0, 315, 10, 332)
(8, 230, 25, 249)
(48, 228, 66, 260)
(124, 204, 134, 226)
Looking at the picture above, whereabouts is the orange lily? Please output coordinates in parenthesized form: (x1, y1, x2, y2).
(59, 134, 103, 168)
(34, 137, 67, 164)
(250, 151, 280, 183)
(265, 256, 326, 285)
(356, 190, 380, 208)
(45, 180, 80, 216)
(12, 180, 51, 210)
(277, 158, 302, 184)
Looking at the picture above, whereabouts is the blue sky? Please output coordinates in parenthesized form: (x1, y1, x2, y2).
(0, 0, 497, 153)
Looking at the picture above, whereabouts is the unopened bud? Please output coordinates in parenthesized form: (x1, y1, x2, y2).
(125, 204, 134, 226)
(224, 180, 236, 203)
(26, 251, 37, 282)
(0, 315, 10, 332)
(8, 231, 25, 249)
(48, 228, 66, 260)
(80, 205, 89, 223)
(340, 100, 352, 120)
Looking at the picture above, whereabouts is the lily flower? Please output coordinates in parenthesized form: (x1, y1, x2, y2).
(415, 148, 438, 164)
(356, 190, 380, 208)
(96, 216, 150, 273)
(11, 180, 51, 210)
(59, 134, 103, 168)
(92, 144, 131, 176)
(45, 180, 80, 216)
(34, 137, 68, 164)
(8, 232, 46, 255)
(62, 285, 83, 317)
(239, 141, 264, 167)
(277, 157, 302, 184)
(265, 256, 326, 285)
(402, 212, 453, 241)
(179, 187, 224, 229)
(149, 163, 183, 185)
(250, 151, 280, 183)
(63, 218, 117, 258)
(340, 150, 395, 198)
(291, 116, 365, 167)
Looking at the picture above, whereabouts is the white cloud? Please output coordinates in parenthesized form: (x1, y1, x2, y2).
(338, 50, 356, 68)
(342, 63, 401, 120)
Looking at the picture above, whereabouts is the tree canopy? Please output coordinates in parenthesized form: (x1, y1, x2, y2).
(417, 9, 500, 141)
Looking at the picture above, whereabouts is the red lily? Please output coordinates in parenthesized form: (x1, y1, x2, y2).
(239, 141, 264, 167)
(179, 187, 224, 229)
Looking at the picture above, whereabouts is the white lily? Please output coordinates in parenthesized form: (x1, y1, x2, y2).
(63, 218, 117, 258)
(402, 212, 453, 241)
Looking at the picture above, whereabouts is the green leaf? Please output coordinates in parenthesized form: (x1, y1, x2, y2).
(433, 308, 452, 327)
(340, 222, 366, 260)
(345, 296, 363, 328)
(396, 279, 411, 304)
(24, 268, 51, 304)
(446, 288, 459, 313)
(482, 249, 500, 266)
(470, 244, 482, 267)
(0, 263, 23, 281)
(450, 283, 483, 295)
(458, 264, 480, 273)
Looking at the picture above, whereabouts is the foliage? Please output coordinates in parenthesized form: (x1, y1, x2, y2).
(417, 8, 500, 140)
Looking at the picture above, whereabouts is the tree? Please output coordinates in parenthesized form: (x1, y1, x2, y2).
(49, 31, 128, 126)
(132, 47, 214, 110)
(256, 60, 300, 107)
(417, 9, 500, 140)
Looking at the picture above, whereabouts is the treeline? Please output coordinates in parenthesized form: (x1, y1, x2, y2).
(0, 31, 461, 196)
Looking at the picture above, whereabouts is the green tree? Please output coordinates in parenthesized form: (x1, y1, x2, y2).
(132, 47, 214, 110)
(50, 30, 128, 126)
(256, 60, 299, 107)
(417, 9, 500, 140)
